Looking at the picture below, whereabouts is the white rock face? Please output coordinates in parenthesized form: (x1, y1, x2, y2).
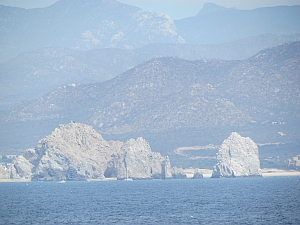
(0, 164, 9, 179)
(170, 167, 187, 179)
(104, 137, 172, 179)
(25, 122, 123, 181)
(0, 156, 33, 180)
(17, 122, 171, 181)
(212, 132, 262, 178)
(12, 156, 33, 179)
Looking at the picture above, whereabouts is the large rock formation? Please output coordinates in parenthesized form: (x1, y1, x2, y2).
(7, 122, 172, 181)
(23, 122, 123, 181)
(104, 137, 172, 179)
(212, 132, 262, 178)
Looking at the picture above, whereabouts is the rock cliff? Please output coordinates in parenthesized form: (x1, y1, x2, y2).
(24, 122, 123, 181)
(8, 122, 173, 181)
(212, 132, 262, 178)
(105, 137, 172, 179)
(0, 155, 33, 180)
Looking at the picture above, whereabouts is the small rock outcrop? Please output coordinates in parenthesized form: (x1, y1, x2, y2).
(0, 164, 9, 179)
(0, 156, 33, 180)
(212, 132, 262, 178)
(170, 167, 187, 179)
(161, 156, 173, 179)
(192, 169, 204, 179)
(12, 156, 33, 179)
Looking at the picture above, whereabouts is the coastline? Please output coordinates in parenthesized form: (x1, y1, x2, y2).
(184, 168, 300, 178)
(1, 169, 299, 182)
(261, 168, 300, 177)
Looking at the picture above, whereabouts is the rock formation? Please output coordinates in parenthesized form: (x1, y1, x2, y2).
(212, 132, 262, 178)
(192, 169, 204, 179)
(11, 156, 33, 179)
(105, 137, 172, 180)
(170, 167, 187, 179)
(23, 122, 122, 181)
(161, 156, 173, 179)
(0, 164, 9, 179)
(4, 122, 173, 181)
(0, 155, 33, 180)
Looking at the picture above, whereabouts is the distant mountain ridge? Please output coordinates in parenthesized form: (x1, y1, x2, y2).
(1, 33, 299, 106)
(0, 0, 184, 62)
(197, 2, 232, 15)
(175, 5, 300, 44)
(3, 42, 299, 154)
(0, 1, 300, 62)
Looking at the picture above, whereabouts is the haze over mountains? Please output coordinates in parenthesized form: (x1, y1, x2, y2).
(176, 3, 300, 44)
(1, 1, 300, 62)
(1, 33, 300, 105)
(0, 0, 299, 167)
(0, 0, 183, 62)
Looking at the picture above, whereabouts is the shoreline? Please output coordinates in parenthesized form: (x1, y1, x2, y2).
(184, 168, 300, 178)
(261, 168, 300, 177)
(1, 169, 299, 182)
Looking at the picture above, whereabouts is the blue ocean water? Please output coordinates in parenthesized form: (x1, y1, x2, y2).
(0, 177, 299, 225)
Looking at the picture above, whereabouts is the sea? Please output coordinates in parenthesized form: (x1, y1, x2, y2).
(1, 177, 299, 225)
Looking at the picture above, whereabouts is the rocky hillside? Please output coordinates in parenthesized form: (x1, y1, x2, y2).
(3, 42, 299, 156)
(7, 58, 243, 130)
(1, 34, 299, 105)
(175, 3, 300, 45)
(0, 0, 184, 62)
(0, 47, 145, 104)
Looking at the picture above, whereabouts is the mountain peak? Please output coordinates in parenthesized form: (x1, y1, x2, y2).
(197, 2, 231, 15)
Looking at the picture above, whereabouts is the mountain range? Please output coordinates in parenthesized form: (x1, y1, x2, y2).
(1, 33, 300, 106)
(176, 3, 300, 44)
(0, 0, 300, 167)
(0, 0, 183, 62)
(2, 42, 299, 158)
(1, 1, 300, 62)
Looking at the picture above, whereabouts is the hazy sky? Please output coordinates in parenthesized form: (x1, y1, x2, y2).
(0, 0, 300, 19)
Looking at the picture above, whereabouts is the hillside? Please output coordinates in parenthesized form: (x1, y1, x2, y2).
(3, 42, 299, 156)
(0, 47, 144, 105)
(1, 33, 299, 107)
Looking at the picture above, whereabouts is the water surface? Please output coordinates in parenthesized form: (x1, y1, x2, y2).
(1, 177, 299, 224)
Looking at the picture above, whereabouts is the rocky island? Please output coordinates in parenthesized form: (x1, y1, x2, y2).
(0, 122, 183, 181)
(212, 132, 262, 178)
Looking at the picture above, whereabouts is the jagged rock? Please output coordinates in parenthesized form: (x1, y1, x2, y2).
(12, 156, 33, 179)
(192, 169, 204, 179)
(19, 122, 170, 181)
(104, 137, 171, 179)
(170, 167, 187, 179)
(212, 132, 262, 178)
(0, 164, 9, 179)
(161, 156, 173, 179)
(0, 155, 31, 180)
(25, 122, 123, 181)
(0, 163, 19, 179)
